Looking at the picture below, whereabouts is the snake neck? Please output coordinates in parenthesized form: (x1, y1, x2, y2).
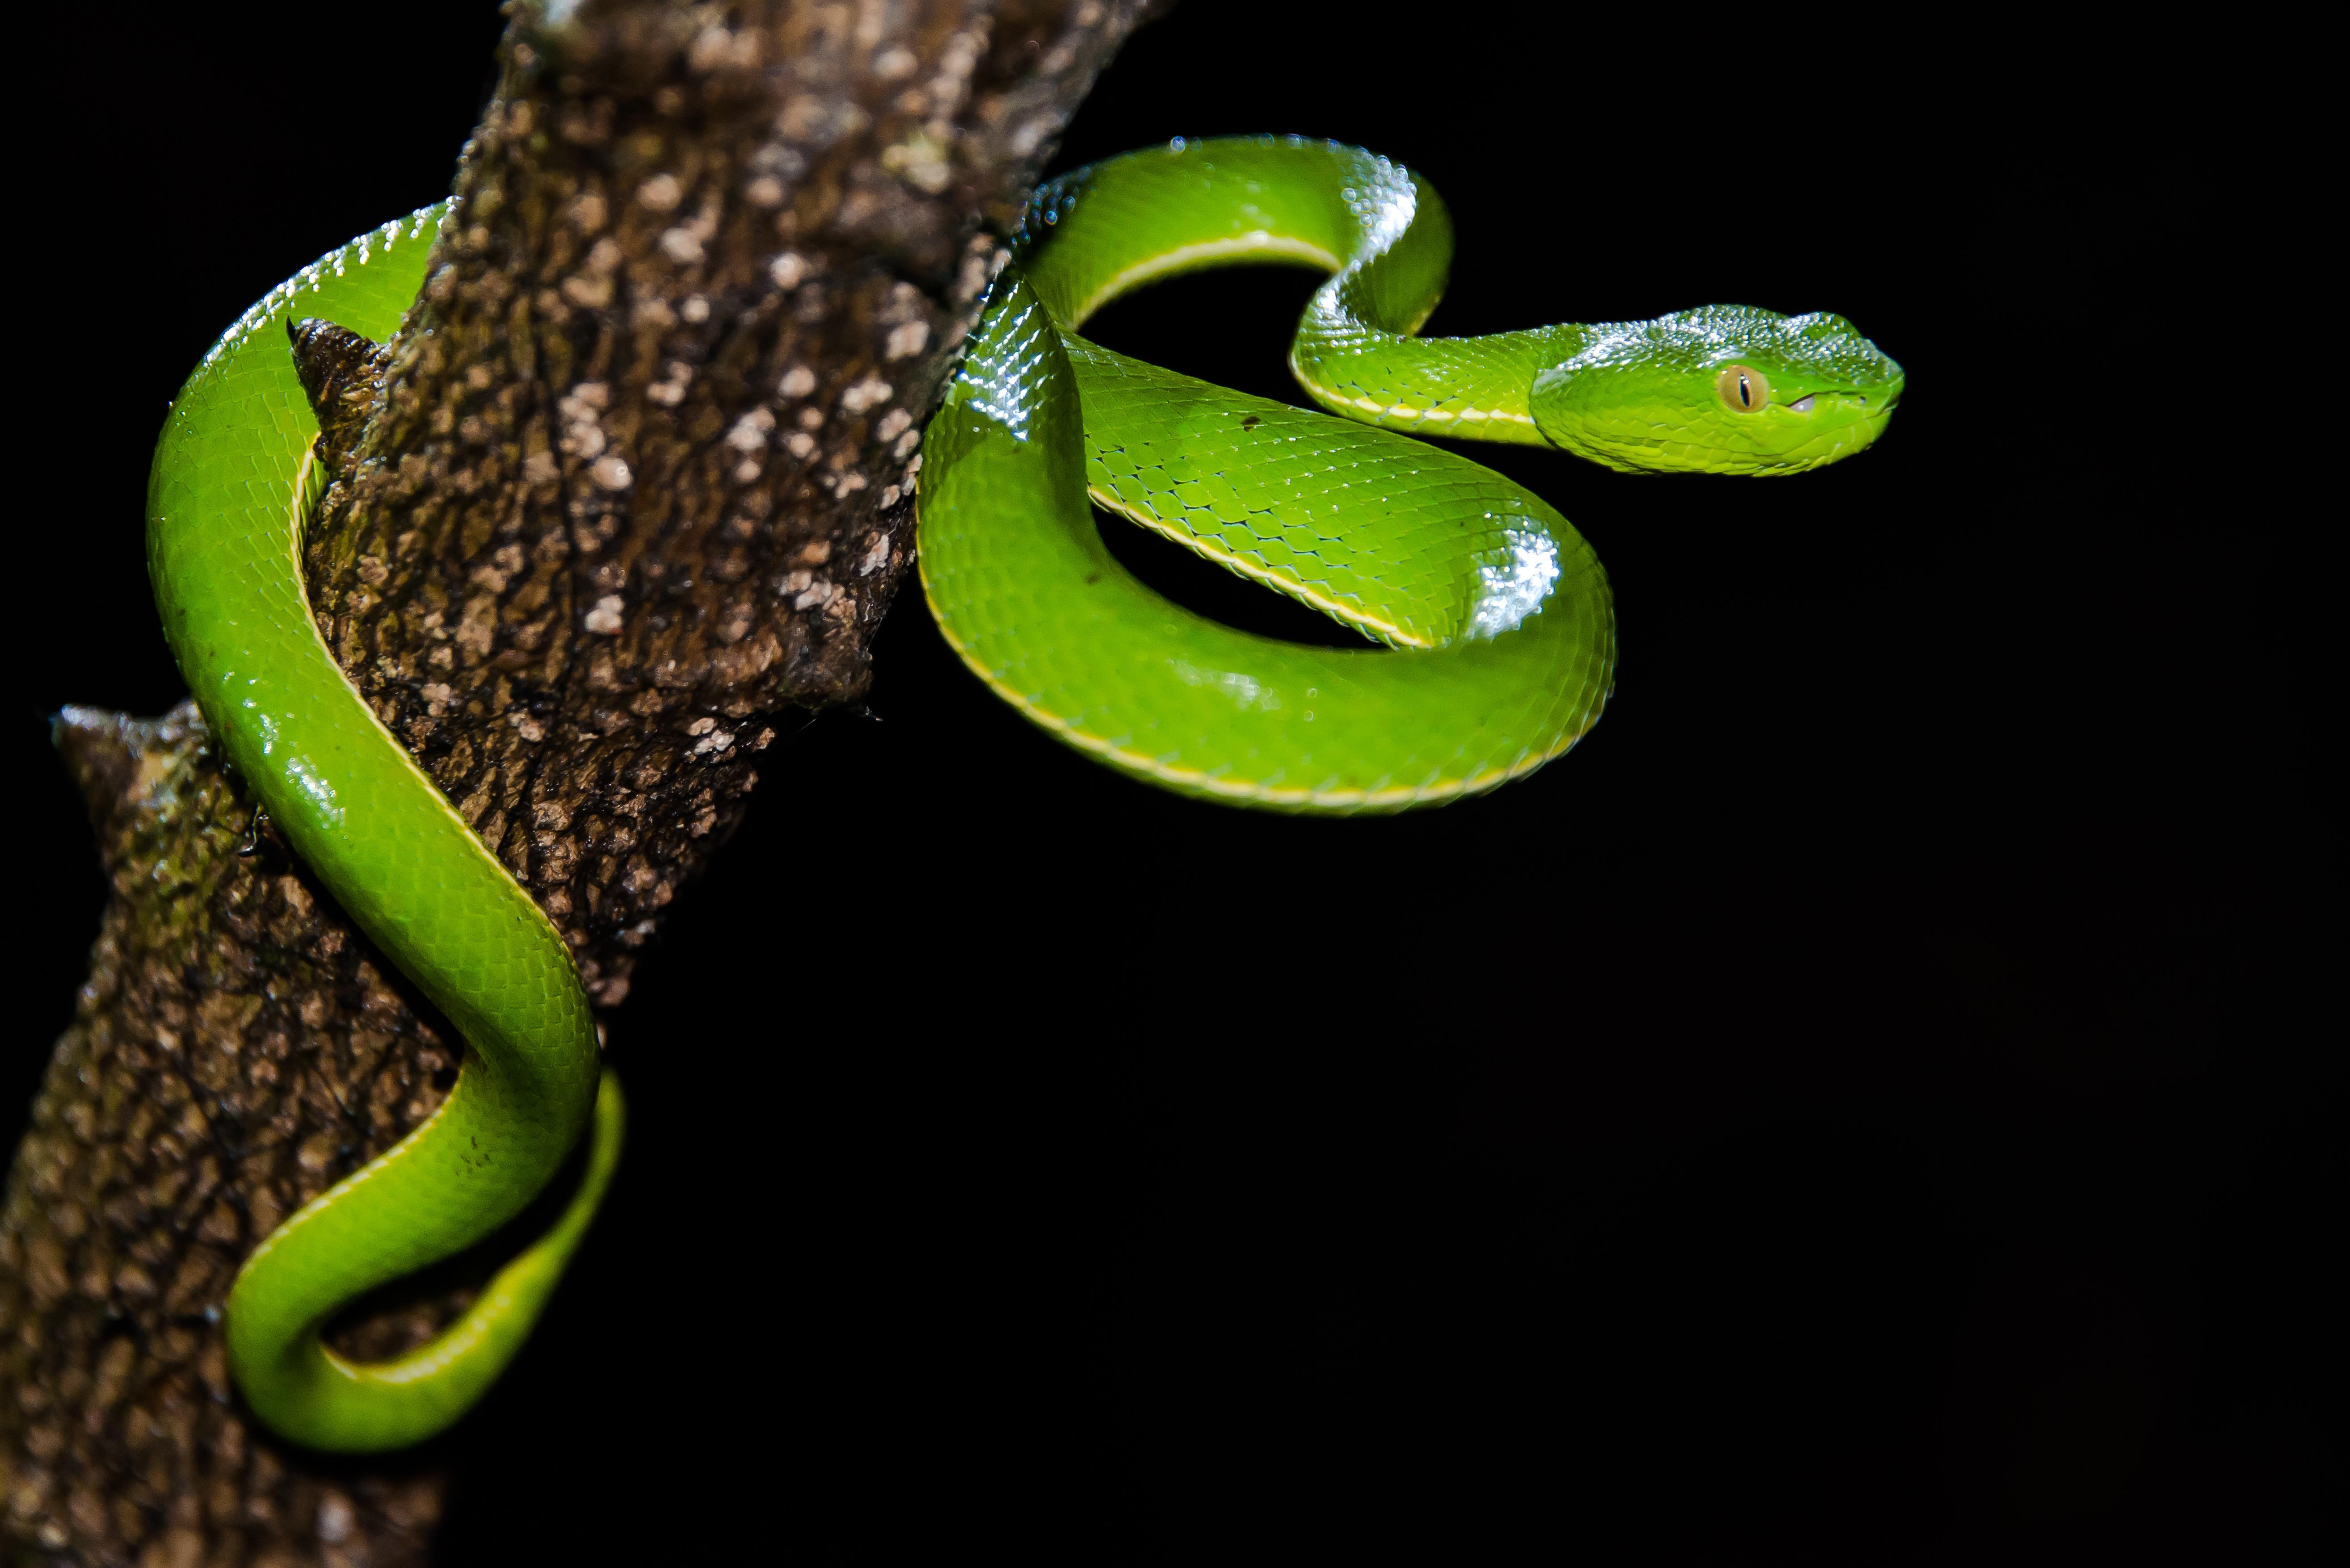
(1015, 137, 1903, 476)
(1016, 137, 1577, 451)
(1289, 295, 1586, 449)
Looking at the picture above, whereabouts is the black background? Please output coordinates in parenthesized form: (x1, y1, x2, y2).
(14, 4, 2335, 1563)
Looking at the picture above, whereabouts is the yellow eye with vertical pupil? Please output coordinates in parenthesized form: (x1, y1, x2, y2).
(1715, 364, 1771, 413)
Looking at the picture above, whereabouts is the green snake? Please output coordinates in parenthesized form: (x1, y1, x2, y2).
(921, 138, 1902, 808)
(147, 138, 1898, 1451)
(149, 205, 623, 1451)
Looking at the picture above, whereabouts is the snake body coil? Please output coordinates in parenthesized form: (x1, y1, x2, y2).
(149, 140, 1898, 1451)
(920, 138, 1902, 809)
(149, 207, 619, 1453)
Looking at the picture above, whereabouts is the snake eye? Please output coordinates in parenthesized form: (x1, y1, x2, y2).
(1715, 364, 1771, 413)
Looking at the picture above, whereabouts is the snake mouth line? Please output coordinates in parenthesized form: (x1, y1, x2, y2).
(1781, 387, 1887, 416)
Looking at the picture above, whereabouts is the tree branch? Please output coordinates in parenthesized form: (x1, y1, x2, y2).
(1, 3, 1153, 1562)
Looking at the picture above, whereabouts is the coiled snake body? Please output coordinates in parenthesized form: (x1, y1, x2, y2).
(147, 138, 1899, 1449)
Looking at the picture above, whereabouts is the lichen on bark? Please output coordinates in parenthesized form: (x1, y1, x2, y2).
(2, 3, 1153, 1563)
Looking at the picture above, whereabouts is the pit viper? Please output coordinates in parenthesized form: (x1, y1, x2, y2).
(146, 136, 1900, 1450)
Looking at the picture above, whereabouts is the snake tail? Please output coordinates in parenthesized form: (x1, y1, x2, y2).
(146, 205, 619, 1452)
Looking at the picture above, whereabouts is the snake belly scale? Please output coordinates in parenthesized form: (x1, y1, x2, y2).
(147, 139, 1897, 1450)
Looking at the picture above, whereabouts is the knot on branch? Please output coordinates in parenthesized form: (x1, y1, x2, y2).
(290, 318, 392, 470)
(51, 704, 146, 824)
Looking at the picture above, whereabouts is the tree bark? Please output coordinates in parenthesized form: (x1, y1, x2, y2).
(1, 3, 1152, 1562)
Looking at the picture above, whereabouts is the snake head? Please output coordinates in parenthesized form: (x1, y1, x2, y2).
(1530, 305, 1904, 475)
